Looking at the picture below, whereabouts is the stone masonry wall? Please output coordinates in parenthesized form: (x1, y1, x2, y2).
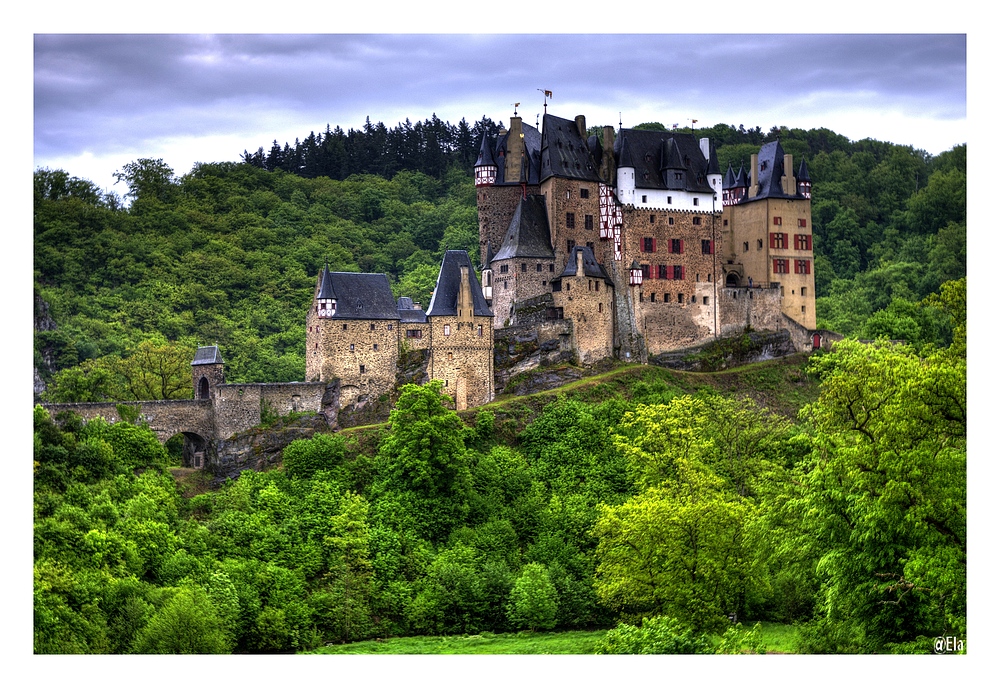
(622, 207, 723, 354)
(552, 273, 614, 364)
(428, 314, 493, 410)
(717, 285, 785, 338)
(306, 315, 400, 407)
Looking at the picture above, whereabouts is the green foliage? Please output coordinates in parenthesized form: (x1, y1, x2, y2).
(372, 381, 472, 542)
(794, 339, 966, 649)
(715, 622, 766, 654)
(133, 585, 233, 653)
(282, 433, 346, 480)
(506, 563, 559, 631)
(595, 616, 712, 655)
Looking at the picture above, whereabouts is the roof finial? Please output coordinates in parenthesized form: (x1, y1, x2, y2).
(512, 102, 520, 116)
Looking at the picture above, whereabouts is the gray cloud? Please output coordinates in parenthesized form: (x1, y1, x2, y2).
(33, 33, 966, 187)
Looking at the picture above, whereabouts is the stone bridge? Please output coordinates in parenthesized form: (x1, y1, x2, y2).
(41, 380, 332, 469)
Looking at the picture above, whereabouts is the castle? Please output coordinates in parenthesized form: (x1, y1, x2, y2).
(45, 107, 824, 461)
(299, 108, 821, 411)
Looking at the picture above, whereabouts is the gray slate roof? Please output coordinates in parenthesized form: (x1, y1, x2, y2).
(492, 195, 555, 261)
(539, 113, 602, 183)
(555, 246, 614, 285)
(426, 250, 493, 318)
(316, 269, 400, 320)
(748, 140, 797, 200)
(614, 128, 715, 193)
(397, 297, 428, 323)
(192, 345, 223, 365)
(493, 122, 542, 185)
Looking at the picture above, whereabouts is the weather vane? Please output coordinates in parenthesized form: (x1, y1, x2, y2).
(512, 102, 520, 116)
(538, 89, 552, 114)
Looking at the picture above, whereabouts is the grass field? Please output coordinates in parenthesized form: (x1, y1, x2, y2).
(304, 623, 802, 655)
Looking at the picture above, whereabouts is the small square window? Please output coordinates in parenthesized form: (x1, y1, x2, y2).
(370, 323, 375, 331)
(349, 344, 355, 352)
(360, 365, 365, 374)
(580, 188, 590, 198)
(373, 343, 378, 351)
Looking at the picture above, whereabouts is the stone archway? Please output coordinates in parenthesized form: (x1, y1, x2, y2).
(726, 272, 741, 287)
(167, 431, 210, 469)
(198, 376, 210, 399)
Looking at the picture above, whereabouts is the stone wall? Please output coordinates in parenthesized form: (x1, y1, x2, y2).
(620, 207, 723, 354)
(717, 286, 785, 339)
(552, 272, 614, 364)
(306, 315, 400, 406)
(427, 314, 494, 410)
(491, 256, 558, 328)
(541, 177, 604, 274)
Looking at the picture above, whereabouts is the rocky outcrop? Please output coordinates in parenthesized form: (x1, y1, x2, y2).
(209, 412, 332, 485)
(649, 330, 797, 372)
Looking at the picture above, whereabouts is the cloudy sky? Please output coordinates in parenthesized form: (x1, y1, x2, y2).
(32, 29, 967, 196)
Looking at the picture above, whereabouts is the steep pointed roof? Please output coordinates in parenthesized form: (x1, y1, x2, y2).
(616, 130, 637, 168)
(539, 113, 602, 182)
(492, 195, 555, 261)
(797, 158, 812, 183)
(555, 246, 614, 285)
(494, 122, 542, 184)
(426, 250, 493, 318)
(317, 263, 337, 300)
(706, 141, 721, 176)
(482, 240, 495, 268)
(734, 163, 749, 188)
(474, 132, 497, 168)
(723, 162, 737, 189)
(752, 140, 796, 199)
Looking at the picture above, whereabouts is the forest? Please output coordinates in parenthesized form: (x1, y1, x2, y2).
(33, 113, 966, 654)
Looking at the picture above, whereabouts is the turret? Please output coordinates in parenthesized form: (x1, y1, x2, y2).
(316, 263, 337, 318)
(474, 132, 497, 187)
(796, 158, 812, 198)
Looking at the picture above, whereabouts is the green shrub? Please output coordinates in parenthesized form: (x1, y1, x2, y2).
(595, 616, 711, 655)
(282, 433, 346, 479)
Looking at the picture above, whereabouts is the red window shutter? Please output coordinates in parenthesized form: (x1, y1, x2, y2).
(680, 266, 685, 280)
(769, 233, 776, 249)
(773, 258, 779, 273)
(807, 235, 813, 250)
(679, 240, 684, 254)
(652, 238, 657, 253)
(666, 265, 674, 280)
(784, 233, 789, 249)
(805, 260, 811, 274)
(710, 240, 715, 254)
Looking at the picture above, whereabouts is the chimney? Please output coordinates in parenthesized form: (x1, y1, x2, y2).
(575, 115, 587, 139)
(783, 154, 794, 195)
(576, 249, 585, 277)
(750, 153, 759, 197)
(504, 116, 524, 183)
